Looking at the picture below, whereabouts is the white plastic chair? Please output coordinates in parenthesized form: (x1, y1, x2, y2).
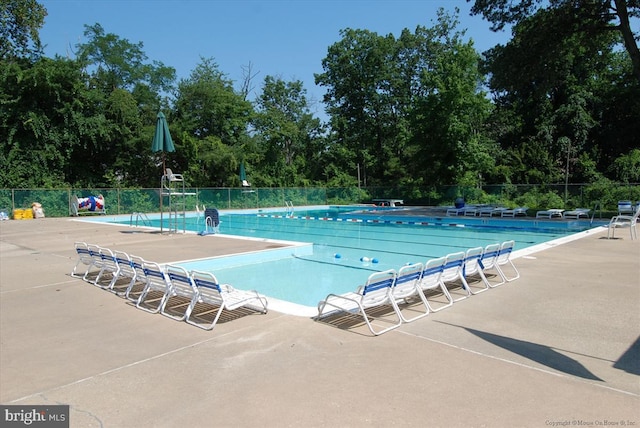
(618, 201, 634, 216)
(71, 242, 93, 278)
(441, 251, 470, 301)
(477, 243, 505, 287)
(608, 205, 640, 240)
(109, 250, 136, 293)
(136, 261, 171, 314)
(317, 269, 400, 336)
(94, 247, 120, 288)
(419, 256, 453, 312)
(124, 255, 147, 301)
(162, 265, 199, 321)
(188, 270, 268, 330)
(82, 244, 103, 283)
(495, 240, 520, 282)
(390, 263, 430, 323)
(461, 246, 490, 295)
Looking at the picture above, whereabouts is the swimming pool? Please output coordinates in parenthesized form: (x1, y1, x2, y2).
(103, 205, 605, 315)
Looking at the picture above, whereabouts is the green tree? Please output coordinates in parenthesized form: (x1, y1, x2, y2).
(76, 23, 175, 97)
(0, 0, 46, 60)
(409, 10, 495, 186)
(482, 3, 639, 183)
(317, 27, 416, 186)
(253, 76, 324, 186)
(0, 57, 108, 187)
(316, 8, 493, 187)
(469, 0, 640, 84)
(173, 57, 253, 186)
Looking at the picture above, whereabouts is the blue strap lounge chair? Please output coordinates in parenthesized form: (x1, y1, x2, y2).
(317, 269, 401, 336)
(501, 207, 528, 217)
(123, 255, 147, 301)
(477, 243, 505, 288)
(81, 244, 103, 283)
(188, 270, 268, 330)
(607, 205, 640, 240)
(419, 256, 453, 312)
(617, 201, 634, 216)
(440, 251, 470, 301)
(108, 250, 137, 293)
(390, 263, 430, 323)
(71, 242, 93, 278)
(478, 206, 507, 217)
(94, 247, 120, 289)
(461, 246, 490, 295)
(136, 261, 171, 314)
(563, 208, 591, 219)
(495, 240, 520, 282)
(536, 209, 564, 219)
(162, 265, 200, 321)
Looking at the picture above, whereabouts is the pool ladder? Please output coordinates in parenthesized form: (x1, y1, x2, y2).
(589, 202, 602, 226)
(130, 212, 152, 228)
(285, 201, 294, 217)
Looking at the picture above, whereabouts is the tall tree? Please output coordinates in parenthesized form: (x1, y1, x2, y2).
(316, 9, 493, 187)
(253, 76, 324, 186)
(173, 57, 253, 186)
(316, 28, 412, 186)
(482, 4, 638, 183)
(469, 0, 640, 83)
(75, 23, 175, 99)
(0, 0, 46, 60)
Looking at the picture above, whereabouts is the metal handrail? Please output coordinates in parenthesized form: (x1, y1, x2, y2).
(130, 212, 152, 228)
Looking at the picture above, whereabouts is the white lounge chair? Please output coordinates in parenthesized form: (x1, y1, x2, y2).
(440, 251, 470, 301)
(607, 205, 640, 240)
(563, 208, 591, 219)
(495, 240, 520, 282)
(463, 206, 479, 216)
(71, 242, 93, 278)
(317, 269, 401, 336)
(82, 244, 103, 283)
(94, 247, 119, 288)
(109, 250, 137, 293)
(536, 209, 564, 218)
(188, 270, 268, 330)
(461, 246, 490, 295)
(501, 207, 528, 217)
(477, 243, 505, 287)
(123, 255, 147, 301)
(419, 256, 453, 312)
(136, 261, 171, 314)
(478, 206, 507, 217)
(162, 265, 200, 321)
(618, 201, 635, 216)
(446, 207, 465, 216)
(390, 263, 430, 323)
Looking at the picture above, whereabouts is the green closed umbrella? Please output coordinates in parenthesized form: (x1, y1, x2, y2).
(240, 162, 247, 181)
(151, 111, 175, 174)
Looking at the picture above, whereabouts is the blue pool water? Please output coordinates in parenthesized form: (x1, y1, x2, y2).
(102, 205, 603, 313)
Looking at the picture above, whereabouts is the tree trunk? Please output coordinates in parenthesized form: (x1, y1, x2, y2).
(613, 0, 640, 84)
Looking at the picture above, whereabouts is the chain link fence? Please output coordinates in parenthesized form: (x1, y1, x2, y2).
(1, 183, 638, 218)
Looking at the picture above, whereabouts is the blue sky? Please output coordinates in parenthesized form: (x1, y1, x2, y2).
(39, 0, 509, 116)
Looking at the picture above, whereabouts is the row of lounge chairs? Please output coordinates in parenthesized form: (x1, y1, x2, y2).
(316, 240, 520, 336)
(447, 205, 596, 219)
(446, 206, 528, 217)
(70, 242, 268, 330)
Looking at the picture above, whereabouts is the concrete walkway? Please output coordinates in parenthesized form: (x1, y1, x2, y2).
(1, 217, 638, 427)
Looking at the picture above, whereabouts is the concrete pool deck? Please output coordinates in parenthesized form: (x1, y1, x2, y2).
(0, 216, 638, 427)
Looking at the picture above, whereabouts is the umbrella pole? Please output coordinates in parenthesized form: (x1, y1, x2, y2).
(160, 154, 165, 233)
